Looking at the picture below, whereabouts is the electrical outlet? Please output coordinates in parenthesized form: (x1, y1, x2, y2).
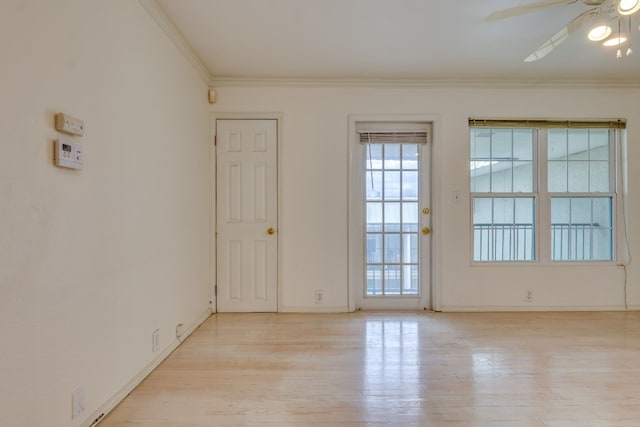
(72, 386, 85, 419)
(315, 290, 324, 304)
(152, 329, 160, 352)
(175, 323, 185, 339)
(524, 290, 534, 303)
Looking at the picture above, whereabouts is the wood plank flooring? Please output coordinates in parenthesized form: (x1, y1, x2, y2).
(101, 312, 640, 426)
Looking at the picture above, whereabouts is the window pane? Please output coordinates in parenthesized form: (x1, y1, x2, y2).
(384, 171, 401, 199)
(403, 265, 419, 295)
(593, 197, 612, 227)
(470, 129, 491, 159)
(473, 198, 492, 224)
(490, 161, 513, 192)
(470, 162, 491, 192)
(568, 129, 589, 160)
(366, 171, 383, 200)
(571, 198, 591, 224)
(590, 161, 610, 192)
(513, 130, 534, 161)
(590, 130, 610, 161)
(548, 161, 567, 192)
(402, 171, 418, 200)
(515, 198, 534, 224)
(367, 265, 383, 295)
(384, 203, 401, 232)
(473, 197, 535, 262)
(384, 234, 401, 263)
(549, 129, 613, 195)
(402, 202, 419, 232)
(384, 145, 400, 169)
(471, 128, 534, 196)
(572, 228, 591, 261)
(366, 202, 383, 232)
(402, 145, 418, 170)
(568, 161, 589, 192)
(592, 228, 613, 260)
(493, 198, 514, 224)
(551, 198, 570, 224)
(384, 265, 401, 295)
(548, 130, 568, 160)
(513, 161, 533, 192)
(402, 234, 418, 263)
(551, 197, 613, 262)
(492, 130, 513, 158)
(366, 235, 382, 263)
(366, 144, 383, 169)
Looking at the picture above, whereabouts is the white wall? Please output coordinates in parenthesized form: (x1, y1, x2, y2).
(210, 83, 639, 312)
(0, 1, 211, 426)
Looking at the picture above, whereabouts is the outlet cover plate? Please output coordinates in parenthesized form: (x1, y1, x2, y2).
(72, 386, 85, 419)
(152, 329, 160, 352)
(524, 290, 534, 302)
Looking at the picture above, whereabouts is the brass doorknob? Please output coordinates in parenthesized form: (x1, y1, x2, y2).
(422, 208, 430, 215)
(267, 227, 275, 235)
(422, 227, 431, 235)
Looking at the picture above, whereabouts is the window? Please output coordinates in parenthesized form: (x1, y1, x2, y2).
(471, 129, 536, 261)
(548, 129, 615, 261)
(470, 120, 623, 263)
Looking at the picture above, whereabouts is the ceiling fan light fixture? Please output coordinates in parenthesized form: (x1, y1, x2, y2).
(588, 25, 612, 41)
(617, 0, 640, 15)
(603, 35, 628, 46)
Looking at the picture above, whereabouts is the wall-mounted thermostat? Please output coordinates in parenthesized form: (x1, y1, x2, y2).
(54, 139, 83, 170)
(55, 113, 85, 136)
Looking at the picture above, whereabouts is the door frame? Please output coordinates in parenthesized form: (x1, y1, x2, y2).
(348, 114, 442, 312)
(210, 113, 283, 313)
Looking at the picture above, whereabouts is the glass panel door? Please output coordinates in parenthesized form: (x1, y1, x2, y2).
(365, 143, 420, 296)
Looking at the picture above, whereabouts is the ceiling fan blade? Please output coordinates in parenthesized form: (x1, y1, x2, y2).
(485, 0, 578, 22)
(523, 8, 600, 62)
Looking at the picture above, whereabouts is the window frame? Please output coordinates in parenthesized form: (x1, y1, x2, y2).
(470, 125, 623, 266)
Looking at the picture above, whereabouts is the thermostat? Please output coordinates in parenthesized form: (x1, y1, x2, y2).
(54, 139, 83, 170)
(55, 113, 85, 136)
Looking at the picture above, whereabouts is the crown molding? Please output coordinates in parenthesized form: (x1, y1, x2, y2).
(210, 76, 640, 90)
(138, 0, 213, 85)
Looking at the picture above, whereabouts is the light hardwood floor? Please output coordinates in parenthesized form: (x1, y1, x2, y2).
(101, 312, 640, 426)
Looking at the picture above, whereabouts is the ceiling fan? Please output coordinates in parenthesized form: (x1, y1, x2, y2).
(486, 0, 640, 61)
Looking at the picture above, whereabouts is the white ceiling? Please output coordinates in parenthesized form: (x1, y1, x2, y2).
(155, 0, 640, 83)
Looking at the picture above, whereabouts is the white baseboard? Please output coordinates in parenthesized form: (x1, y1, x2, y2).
(279, 305, 350, 313)
(440, 305, 630, 312)
(82, 307, 212, 427)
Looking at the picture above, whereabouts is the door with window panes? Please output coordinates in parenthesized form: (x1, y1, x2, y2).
(357, 125, 431, 310)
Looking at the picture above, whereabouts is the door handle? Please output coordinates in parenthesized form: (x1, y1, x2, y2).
(267, 227, 275, 235)
(422, 227, 431, 235)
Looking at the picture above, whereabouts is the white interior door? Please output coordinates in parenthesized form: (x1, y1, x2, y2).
(216, 119, 278, 312)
